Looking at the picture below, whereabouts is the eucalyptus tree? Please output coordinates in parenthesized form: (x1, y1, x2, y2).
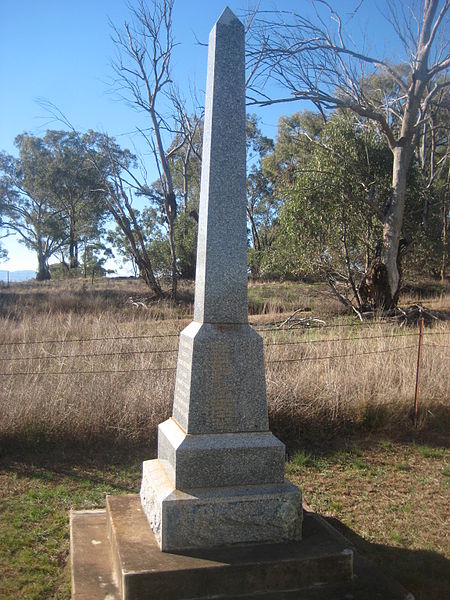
(249, 0, 450, 307)
(416, 84, 449, 281)
(0, 135, 67, 280)
(42, 130, 108, 271)
(266, 112, 393, 307)
(245, 115, 276, 276)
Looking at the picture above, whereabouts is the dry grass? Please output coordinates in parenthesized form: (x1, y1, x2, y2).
(0, 277, 194, 321)
(0, 313, 181, 449)
(248, 280, 346, 315)
(0, 277, 448, 450)
(264, 321, 450, 444)
(0, 277, 448, 599)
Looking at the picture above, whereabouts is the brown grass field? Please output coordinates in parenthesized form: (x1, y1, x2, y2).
(0, 276, 448, 449)
(0, 276, 449, 599)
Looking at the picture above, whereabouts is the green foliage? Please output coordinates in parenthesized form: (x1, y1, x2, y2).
(175, 209, 198, 279)
(257, 110, 449, 291)
(142, 209, 198, 280)
(245, 115, 278, 277)
(273, 112, 390, 280)
(147, 233, 171, 277)
(0, 136, 68, 279)
(257, 91, 448, 290)
(0, 130, 112, 280)
(403, 87, 449, 281)
(50, 241, 113, 279)
(41, 130, 108, 269)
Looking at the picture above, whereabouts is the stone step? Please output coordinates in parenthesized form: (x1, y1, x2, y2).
(70, 509, 119, 600)
(71, 500, 413, 600)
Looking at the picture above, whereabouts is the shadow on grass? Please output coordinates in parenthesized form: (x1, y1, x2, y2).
(1, 418, 448, 469)
(0, 442, 155, 495)
(326, 516, 450, 600)
(271, 408, 450, 457)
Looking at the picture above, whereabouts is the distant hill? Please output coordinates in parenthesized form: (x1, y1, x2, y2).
(0, 270, 35, 282)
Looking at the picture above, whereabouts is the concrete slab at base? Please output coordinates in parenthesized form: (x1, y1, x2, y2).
(73, 495, 352, 600)
(71, 498, 414, 600)
(70, 509, 119, 600)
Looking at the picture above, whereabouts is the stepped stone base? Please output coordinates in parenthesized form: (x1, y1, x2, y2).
(140, 458, 302, 552)
(71, 495, 355, 600)
(71, 497, 414, 600)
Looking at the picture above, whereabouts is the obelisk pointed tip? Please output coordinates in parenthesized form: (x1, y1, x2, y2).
(217, 6, 242, 26)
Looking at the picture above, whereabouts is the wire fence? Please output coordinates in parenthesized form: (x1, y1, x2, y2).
(1, 318, 448, 429)
(2, 316, 443, 348)
(0, 321, 448, 377)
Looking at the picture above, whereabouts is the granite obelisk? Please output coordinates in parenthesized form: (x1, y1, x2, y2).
(70, 9, 359, 598)
(140, 7, 302, 552)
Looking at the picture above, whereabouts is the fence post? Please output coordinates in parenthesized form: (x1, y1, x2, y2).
(413, 316, 425, 428)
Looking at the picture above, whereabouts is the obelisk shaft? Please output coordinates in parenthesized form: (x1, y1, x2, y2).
(140, 8, 302, 552)
(194, 7, 248, 324)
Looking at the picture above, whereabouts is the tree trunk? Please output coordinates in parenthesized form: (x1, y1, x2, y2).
(104, 180, 163, 298)
(441, 172, 449, 283)
(165, 191, 178, 300)
(36, 247, 51, 281)
(360, 147, 410, 310)
(442, 207, 448, 284)
(60, 252, 69, 272)
(69, 212, 78, 269)
(365, 215, 372, 273)
(182, 144, 191, 211)
(69, 247, 78, 269)
(83, 238, 88, 279)
(247, 206, 261, 251)
(136, 255, 161, 292)
(129, 236, 162, 297)
(380, 146, 409, 306)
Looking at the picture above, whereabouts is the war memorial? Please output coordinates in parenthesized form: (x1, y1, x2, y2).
(70, 9, 412, 599)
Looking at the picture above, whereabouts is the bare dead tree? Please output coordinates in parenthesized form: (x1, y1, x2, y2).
(168, 87, 204, 211)
(248, 0, 449, 308)
(111, 0, 181, 299)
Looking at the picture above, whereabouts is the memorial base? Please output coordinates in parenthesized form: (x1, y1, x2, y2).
(71, 495, 355, 600)
(140, 458, 302, 551)
(70, 496, 414, 600)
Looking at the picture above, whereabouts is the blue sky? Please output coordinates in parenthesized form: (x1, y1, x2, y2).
(0, 0, 405, 273)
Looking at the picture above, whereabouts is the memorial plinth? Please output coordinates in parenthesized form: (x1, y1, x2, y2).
(140, 6, 302, 552)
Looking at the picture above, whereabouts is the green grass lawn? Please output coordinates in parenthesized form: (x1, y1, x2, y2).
(0, 449, 144, 600)
(288, 438, 450, 600)
(1, 438, 448, 600)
